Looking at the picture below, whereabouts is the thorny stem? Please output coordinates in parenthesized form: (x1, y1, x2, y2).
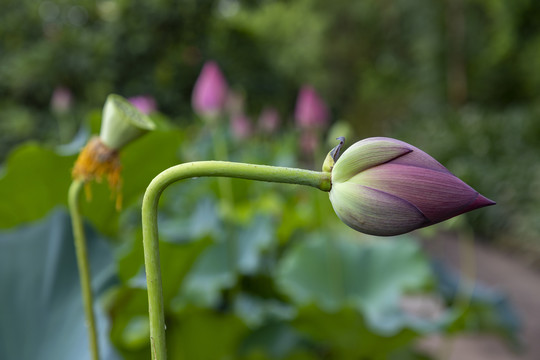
(68, 180, 100, 360)
(141, 161, 332, 360)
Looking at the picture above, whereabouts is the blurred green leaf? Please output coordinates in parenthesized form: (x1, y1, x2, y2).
(234, 294, 295, 328)
(173, 240, 236, 308)
(172, 215, 278, 309)
(107, 287, 152, 360)
(0, 144, 75, 229)
(236, 215, 276, 275)
(159, 196, 222, 243)
(239, 322, 316, 360)
(167, 307, 248, 360)
(116, 229, 212, 302)
(292, 305, 419, 360)
(277, 234, 435, 333)
(120, 315, 150, 351)
(432, 261, 520, 345)
(0, 210, 119, 360)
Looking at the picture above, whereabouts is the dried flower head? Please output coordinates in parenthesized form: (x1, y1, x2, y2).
(100, 94, 155, 150)
(72, 94, 155, 209)
(72, 137, 122, 209)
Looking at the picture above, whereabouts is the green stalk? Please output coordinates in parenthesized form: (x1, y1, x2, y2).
(141, 161, 332, 360)
(211, 124, 234, 208)
(68, 180, 100, 360)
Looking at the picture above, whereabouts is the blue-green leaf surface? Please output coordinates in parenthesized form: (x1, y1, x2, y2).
(0, 210, 119, 360)
(276, 235, 437, 334)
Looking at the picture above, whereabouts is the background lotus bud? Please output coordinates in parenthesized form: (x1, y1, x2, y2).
(192, 60, 228, 120)
(99, 94, 156, 150)
(51, 86, 73, 114)
(230, 113, 252, 140)
(258, 107, 280, 134)
(329, 137, 495, 236)
(225, 90, 245, 117)
(294, 85, 329, 129)
(299, 132, 319, 155)
(128, 95, 157, 115)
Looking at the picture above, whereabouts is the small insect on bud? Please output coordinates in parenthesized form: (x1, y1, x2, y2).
(328, 137, 495, 236)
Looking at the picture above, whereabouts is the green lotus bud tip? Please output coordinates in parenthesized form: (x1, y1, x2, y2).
(322, 136, 345, 173)
(99, 94, 156, 150)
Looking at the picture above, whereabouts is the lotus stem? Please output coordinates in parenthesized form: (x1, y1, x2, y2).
(141, 161, 331, 360)
(68, 180, 100, 360)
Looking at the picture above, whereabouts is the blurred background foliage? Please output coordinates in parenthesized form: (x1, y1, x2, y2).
(0, 0, 536, 359)
(1, 0, 539, 243)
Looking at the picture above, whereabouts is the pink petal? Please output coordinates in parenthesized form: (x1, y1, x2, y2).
(330, 182, 429, 236)
(192, 61, 228, 118)
(454, 193, 496, 216)
(333, 138, 413, 183)
(258, 107, 280, 133)
(128, 95, 157, 115)
(354, 164, 480, 223)
(230, 114, 252, 140)
(367, 137, 451, 174)
(294, 85, 329, 129)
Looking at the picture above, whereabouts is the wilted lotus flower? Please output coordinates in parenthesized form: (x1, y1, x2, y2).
(100, 94, 156, 150)
(327, 137, 495, 236)
(295, 85, 329, 129)
(128, 95, 157, 115)
(192, 60, 228, 120)
(73, 94, 155, 209)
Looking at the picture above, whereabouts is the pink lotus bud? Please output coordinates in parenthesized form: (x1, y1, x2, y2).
(225, 90, 245, 117)
(230, 113, 252, 140)
(128, 95, 157, 115)
(294, 85, 329, 129)
(328, 137, 495, 236)
(258, 107, 280, 133)
(51, 86, 73, 114)
(300, 132, 319, 155)
(192, 61, 228, 119)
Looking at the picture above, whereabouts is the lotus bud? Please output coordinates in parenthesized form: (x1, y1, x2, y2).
(299, 132, 319, 155)
(328, 137, 495, 236)
(51, 86, 73, 114)
(258, 107, 280, 134)
(128, 95, 157, 115)
(294, 85, 329, 129)
(230, 113, 252, 140)
(322, 136, 345, 173)
(99, 94, 156, 150)
(225, 90, 245, 117)
(192, 60, 228, 120)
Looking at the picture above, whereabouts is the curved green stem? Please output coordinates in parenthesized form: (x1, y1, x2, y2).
(141, 161, 331, 360)
(68, 180, 100, 360)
